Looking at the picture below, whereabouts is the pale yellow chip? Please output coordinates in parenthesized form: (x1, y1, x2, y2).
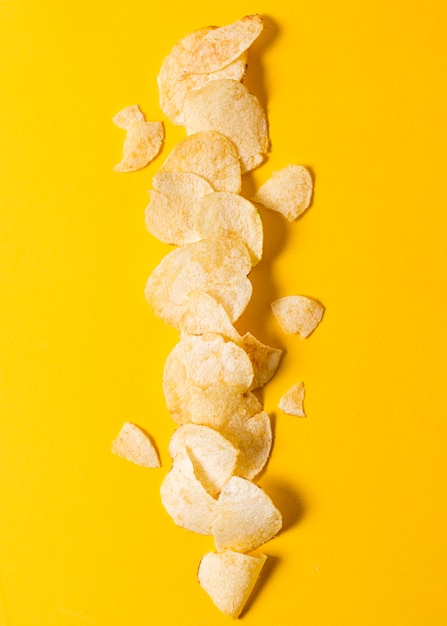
(145, 171, 213, 245)
(113, 106, 164, 172)
(169, 424, 238, 497)
(111, 422, 160, 468)
(198, 550, 267, 619)
(159, 131, 241, 193)
(184, 79, 269, 173)
(252, 164, 313, 221)
(271, 295, 325, 337)
(195, 192, 263, 265)
(212, 476, 282, 553)
(158, 26, 248, 126)
(160, 446, 217, 535)
(145, 236, 252, 329)
(237, 332, 282, 389)
(279, 381, 306, 417)
(178, 290, 240, 341)
(221, 410, 272, 480)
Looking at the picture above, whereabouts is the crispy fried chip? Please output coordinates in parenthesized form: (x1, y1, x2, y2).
(238, 332, 282, 389)
(145, 236, 252, 328)
(221, 410, 272, 480)
(169, 424, 238, 497)
(160, 446, 217, 535)
(111, 422, 160, 468)
(145, 171, 213, 245)
(113, 105, 164, 172)
(252, 164, 313, 221)
(271, 295, 325, 337)
(195, 192, 263, 265)
(198, 551, 267, 619)
(184, 79, 269, 173)
(279, 381, 306, 417)
(212, 476, 282, 553)
(178, 290, 240, 341)
(159, 131, 241, 193)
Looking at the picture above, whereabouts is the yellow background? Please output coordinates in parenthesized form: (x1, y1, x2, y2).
(1, 1, 447, 624)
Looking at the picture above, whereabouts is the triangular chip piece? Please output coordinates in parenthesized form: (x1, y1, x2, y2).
(111, 422, 160, 468)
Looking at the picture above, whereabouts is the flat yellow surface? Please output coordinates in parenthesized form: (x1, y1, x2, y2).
(1, 1, 447, 624)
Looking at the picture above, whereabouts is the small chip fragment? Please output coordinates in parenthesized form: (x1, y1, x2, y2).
(271, 295, 325, 337)
(184, 79, 269, 173)
(113, 105, 164, 172)
(111, 422, 160, 468)
(212, 476, 282, 553)
(279, 381, 306, 417)
(252, 164, 313, 221)
(198, 550, 267, 619)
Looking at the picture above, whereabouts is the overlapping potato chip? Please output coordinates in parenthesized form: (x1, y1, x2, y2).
(184, 79, 269, 173)
(198, 550, 267, 619)
(113, 105, 164, 172)
(145, 236, 252, 328)
(168, 424, 238, 496)
(279, 381, 306, 417)
(271, 295, 325, 337)
(252, 164, 313, 221)
(238, 332, 282, 389)
(111, 422, 160, 468)
(160, 446, 217, 535)
(195, 192, 263, 265)
(221, 410, 272, 480)
(178, 290, 239, 341)
(159, 131, 241, 193)
(212, 476, 282, 553)
(145, 171, 213, 245)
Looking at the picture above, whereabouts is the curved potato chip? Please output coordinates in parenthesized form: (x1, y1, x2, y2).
(145, 236, 252, 328)
(112, 104, 145, 130)
(160, 446, 217, 535)
(279, 381, 306, 417)
(145, 171, 213, 245)
(237, 332, 282, 389)
(178, 290, 240, 341)
(113, 106, 164, 172)
(111, 422, 160, 468)
(252, 164, 313, 221)
(160, 131, 241, 193)
(212, 476, 282, 552)
(184, 79, 269, 173)
(271, 295, 325, 337)
(195, 192, 263, 265)
(169, 424, 238, 496)
(221, 410, 272, 480)
(198, 551, 267, 619)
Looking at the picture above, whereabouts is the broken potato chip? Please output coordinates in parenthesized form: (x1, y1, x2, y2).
(271, 295, 325, 337)
(252, 164, 313, 221)
(111, 422, 160, 468)
(279, 381, 306, 417)
(113, 105, 164, 172)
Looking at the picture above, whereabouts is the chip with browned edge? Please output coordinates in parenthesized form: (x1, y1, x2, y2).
(271, 295, 325, 337)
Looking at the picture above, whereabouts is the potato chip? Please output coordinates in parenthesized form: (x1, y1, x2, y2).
(159, 131, 241, 193)
(145, 171, 213, 245)
(212, 476, 282, 553)
(113, 106, 164, 172)
(238, 332, 282, 389)
(195, 192, 263, 265)
(178, 290, 240, 341)
(198, 550, 267, 619)
(271, 295, 325, 337)
(221, 410, 272, 480)
(279, 381, 306, 417)
(252, 164, 313, 221)
(184, 79, 269, 173)
(145, 236, 252, 328)
(160, 446, 217, 535)
(111, 421, 160, 468)
(168, 424, 238, 496)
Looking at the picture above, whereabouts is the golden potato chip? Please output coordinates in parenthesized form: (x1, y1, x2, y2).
(168, 424, 238, 496)
(195, 192, 263, 265)
(252, 164, 313, 221)
(145, 236, 252, 328)
(184, 79, 269, 173)
(198, 550, 267, 619)
(221, 410, 272, 480)
(212, 476, 282, 552)
(158, 26, 248, 126)
(178, 290, 240, 341)
(279, 381, 306, 417)
(111, 421, 160, 468)
(159, 131, 241, 193)
(145, 171, 213, 245)
(271, 295, 325, 337)
(160, 446, 217, 535)
(113, 106, 164, 172)
(238, 332, 282, 389)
